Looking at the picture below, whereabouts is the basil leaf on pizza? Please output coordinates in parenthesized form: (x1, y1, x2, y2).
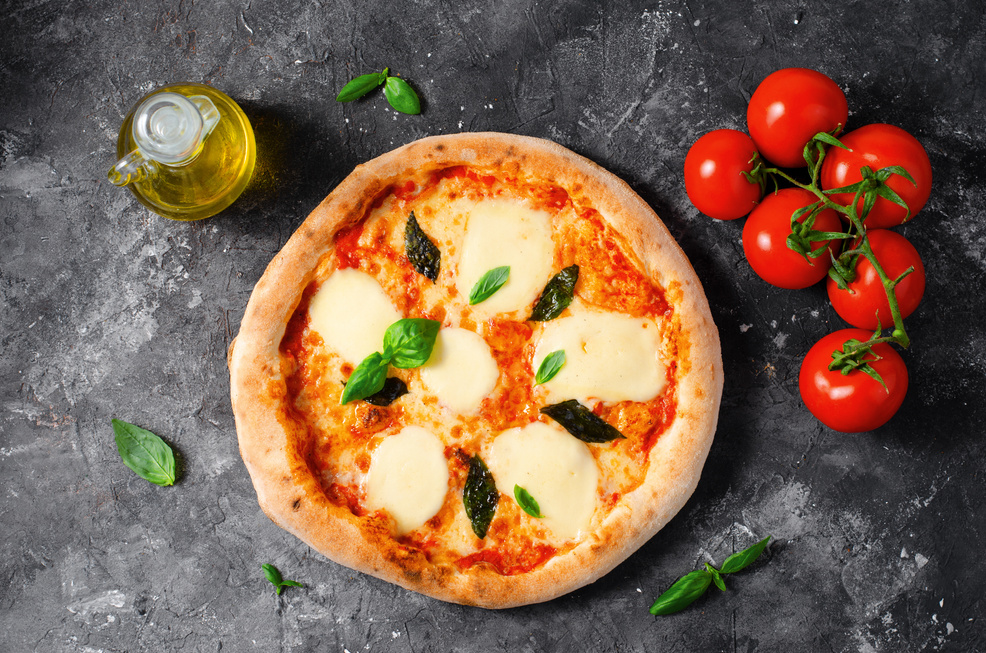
(363, 377, 409, 406)
(111, 419, 177, 486)
(540, 399, 626, 443)
(529, 264, 579, 321)
(463, 455, 498, 538)
(383, 318, 441, 368)
(229, 133, 723, 608)
(514, 485, 543, 518)
(340, 352, 389, 405)
(405, 211, 440, 281)
(534, 349, 565, 385)
(469, 266, 510, 305)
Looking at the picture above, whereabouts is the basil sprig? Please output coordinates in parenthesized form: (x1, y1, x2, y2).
(112, 419, 177, 486)
(341, 318, 441, 404)
(405, 212, 441, 282)
(540, 399, 625, 443)
(463, 455, 498, 539)
(469, 266, 510, 305)
(261, 563, 304, 596)
(336, 67, 421, 115)
(529, 264, 579, 321)
(534, 350, 565, 385)
(514, 485, 543, 518)
(649, 536, 771, 616)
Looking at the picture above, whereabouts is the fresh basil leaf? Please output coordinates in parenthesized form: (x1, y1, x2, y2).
(262, 563, 304, 596)
(363, 377, 409, 406)
(405, 211, 440, 282)
(469, 266, 510, 305)
(514, 485, 543, 518)
(529, 265, 579, 321)
(719, 536, 771, 575)
(384, 76, 421, 115)
(649, 569, 713, 616)
(535, 350, 566, 385)
(383, 318, 441, 369)
(706, 563, 727, 591)
(340, 352, 389, 404)
(336, 69, 387, 102)
(111, 419, 177, 486)
(463, 455, 498, 539)
(540, 399, 625, 443)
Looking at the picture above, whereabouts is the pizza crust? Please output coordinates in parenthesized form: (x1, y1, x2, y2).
(229, 132, 723, 608)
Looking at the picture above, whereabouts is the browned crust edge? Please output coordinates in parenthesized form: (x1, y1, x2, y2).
(228, 132, 723, 609)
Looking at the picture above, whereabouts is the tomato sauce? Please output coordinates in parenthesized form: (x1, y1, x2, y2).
(334, 222, 366, 270)
(455, 543, 557, 575)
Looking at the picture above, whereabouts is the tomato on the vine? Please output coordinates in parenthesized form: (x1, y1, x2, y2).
(827, 229, 925, 330)
(742, 188, 843, 289)
(684, 129, 763, 220)
(799, 329, 908, 432)
(820, 124, 932, 229)
(747, 68, 848, 169)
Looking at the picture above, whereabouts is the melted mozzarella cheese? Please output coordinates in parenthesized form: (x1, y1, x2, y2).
(487, 421, 598, 542)
(365, 426, 449, 534)
(533, 311, 666, 403)
(419, 327, 499, 413)
(308, 268, 401, 365)
(455, 198, 554, 318)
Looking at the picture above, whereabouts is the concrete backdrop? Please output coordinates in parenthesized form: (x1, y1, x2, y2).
(2, 1, 984, 651)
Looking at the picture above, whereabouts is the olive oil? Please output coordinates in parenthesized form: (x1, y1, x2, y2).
(113, 83, 256, 221)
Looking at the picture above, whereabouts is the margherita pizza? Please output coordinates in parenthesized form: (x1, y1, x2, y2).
(228, 133, 722, 608)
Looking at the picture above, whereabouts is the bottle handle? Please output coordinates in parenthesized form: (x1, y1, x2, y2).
(189, 95, 220, 139)
(108, 149, 157, 187)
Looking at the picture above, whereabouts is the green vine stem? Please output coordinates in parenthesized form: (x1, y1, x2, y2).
(760, 132, 917, 378)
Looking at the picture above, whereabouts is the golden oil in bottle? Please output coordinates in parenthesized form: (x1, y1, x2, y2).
(110, 83, 256, 221)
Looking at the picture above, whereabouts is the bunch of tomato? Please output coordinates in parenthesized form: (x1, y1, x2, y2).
(684, 68, 932, 433)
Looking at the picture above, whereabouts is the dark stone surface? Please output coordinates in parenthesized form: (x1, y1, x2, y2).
(2, 1, 985, 651)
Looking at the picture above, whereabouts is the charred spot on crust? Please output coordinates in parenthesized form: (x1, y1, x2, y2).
(292, 498, 302, 511)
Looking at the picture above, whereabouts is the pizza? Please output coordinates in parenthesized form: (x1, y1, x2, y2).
(228, 132, 722, 608)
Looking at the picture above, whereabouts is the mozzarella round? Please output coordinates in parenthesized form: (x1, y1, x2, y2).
(308, 268, 400, 365)
(533, 311, 666, 404)
(366, 426, 449, 534)
(419, 327, 499, 413)
(487, 421, 599, 542)
(455, 198, 554, 318)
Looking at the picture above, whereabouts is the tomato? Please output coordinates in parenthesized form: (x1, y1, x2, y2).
(799, 329, 908, 432)
(684, 129, 763, 220)
(820, 124, 932, 229)
(742, 188, 843, 289)
(827, 229, 925, 330)
(746, 68, 848, 169)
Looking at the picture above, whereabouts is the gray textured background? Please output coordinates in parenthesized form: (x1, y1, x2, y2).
(2, 1, 985, 651)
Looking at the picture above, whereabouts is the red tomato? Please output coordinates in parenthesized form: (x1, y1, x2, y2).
(820, 124, 932, 229)
(799, 329, 908, 432)
(827, 229, 925, 330)
(684, 129, 763, 220)
(742, 188, 843, 289)
(747, 68, 848, 168)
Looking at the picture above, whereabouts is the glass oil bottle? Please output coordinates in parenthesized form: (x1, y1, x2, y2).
(109, 83, 256, 221)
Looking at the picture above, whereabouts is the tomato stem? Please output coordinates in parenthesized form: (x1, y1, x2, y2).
(763, 131, 914, 356)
